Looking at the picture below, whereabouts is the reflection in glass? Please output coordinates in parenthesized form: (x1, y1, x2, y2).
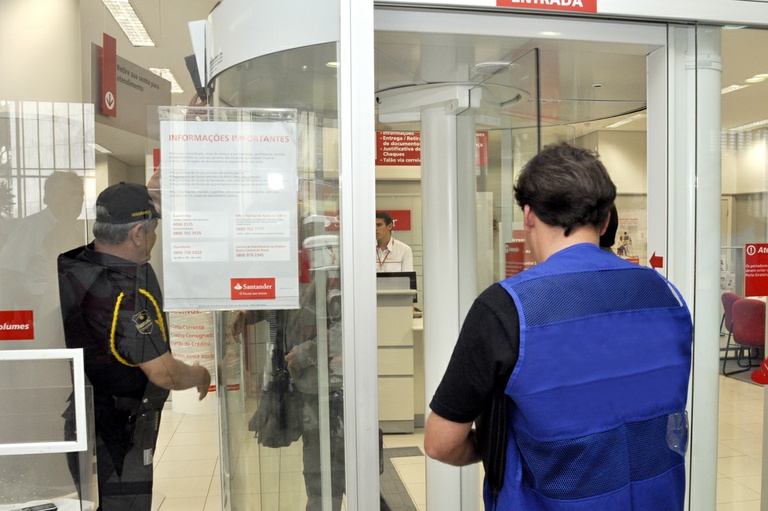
(0, 101, 93, 353)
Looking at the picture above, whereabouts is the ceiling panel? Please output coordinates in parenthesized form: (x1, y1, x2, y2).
(91, 2, 768, 162)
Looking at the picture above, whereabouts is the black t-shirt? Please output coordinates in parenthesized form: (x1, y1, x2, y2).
(429, 284, 520, 424)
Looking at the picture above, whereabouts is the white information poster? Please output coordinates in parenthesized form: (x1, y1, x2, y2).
(159, 109, 299, 310)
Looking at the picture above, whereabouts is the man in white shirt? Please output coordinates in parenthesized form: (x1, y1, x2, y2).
(375, 211, 413, 272)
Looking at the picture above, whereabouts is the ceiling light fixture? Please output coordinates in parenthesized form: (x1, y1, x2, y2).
(326, 61, 340, 68)
(721, 84, 749, 94)
(102, 0, 155, 47)
(472, 61, 514, 75)
(728, 118, 768, 132)
(745, 76, 766, 84)
(150, 68, 184, 93)
(605, 113, 646, 129)
(94, 143, 112, 154)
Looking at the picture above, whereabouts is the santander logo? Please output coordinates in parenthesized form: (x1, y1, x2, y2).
(231, 278, 276, 300)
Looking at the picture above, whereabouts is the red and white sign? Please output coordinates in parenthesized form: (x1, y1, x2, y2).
(231, 278, 277, 300)
(496, 0, 597, 13)
(476, 131, 489, 167)
(101, 33, 117, 117)
(506, 230, 537, 277)
(376, 131, 491, 167)
(377, 132, 421, 166)
(745, 243, 768, 297)
(505, 241, 526, 277)
(0, 310, 34, 341)
(380, 210, 412, 231)
(323, 211, 341, 232)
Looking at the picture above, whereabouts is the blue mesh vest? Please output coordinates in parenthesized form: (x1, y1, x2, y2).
(490, 243, 692, 510)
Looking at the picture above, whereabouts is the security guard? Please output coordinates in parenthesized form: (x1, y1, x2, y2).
(59, 182, 211, 511)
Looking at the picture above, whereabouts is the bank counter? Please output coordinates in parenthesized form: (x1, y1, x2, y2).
(377, 274, 418, 433)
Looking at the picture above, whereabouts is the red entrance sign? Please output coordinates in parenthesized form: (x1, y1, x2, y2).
(496, 0, 598, 13)
(745, 243, 768, 297)
(230, 278, 276, 300)
(0, 310, 34, 341)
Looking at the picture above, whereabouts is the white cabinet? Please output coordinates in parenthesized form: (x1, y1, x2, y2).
(377, 284, 416, 433)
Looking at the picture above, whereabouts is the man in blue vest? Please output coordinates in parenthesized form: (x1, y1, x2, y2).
(424, 143, 692, 510)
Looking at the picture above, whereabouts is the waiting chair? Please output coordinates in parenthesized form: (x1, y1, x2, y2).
(723, 298, 766, 376)
(720, 292, 741, 371)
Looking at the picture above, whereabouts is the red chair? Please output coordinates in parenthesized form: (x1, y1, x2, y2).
(721, 292, 741, 341)
(723, 298, 766, 376)
(720, 292, 741, 373)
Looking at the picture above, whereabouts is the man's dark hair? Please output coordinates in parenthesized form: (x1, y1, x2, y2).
(376, 211, 393, 226)
(600, 204, 619, 248)
(514, 143, 616, 236)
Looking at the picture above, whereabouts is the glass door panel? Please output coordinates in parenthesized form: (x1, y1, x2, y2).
(460, 48, 540, 293)
(718, 24, 768, 508)
(211, 42, 346, 511)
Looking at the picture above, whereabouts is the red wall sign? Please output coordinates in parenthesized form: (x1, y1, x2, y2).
(376, 132, 421, 166)
(379, 210, 412, 231)
(0, 310, 34, 341)
(376, 131, 492, 167)
(101, 33, 117, 117)
(476, 131, 489, 167)
(505, 241, 526, 277)
(745, 243, 768, 297)
(496, 0, 598, 13)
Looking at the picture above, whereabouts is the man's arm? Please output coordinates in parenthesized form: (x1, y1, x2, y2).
(424, 411, 480, 466)
(139, 352, 211, 400)
(401, 244, 414, 272)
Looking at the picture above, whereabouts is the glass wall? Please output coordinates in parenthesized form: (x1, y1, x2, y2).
(717, 25, 768, 508)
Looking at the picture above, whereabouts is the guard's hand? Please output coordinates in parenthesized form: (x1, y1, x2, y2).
(194, 362, 212, 400)
(285, 347, 300, 370)
(230, 310, 246, 338)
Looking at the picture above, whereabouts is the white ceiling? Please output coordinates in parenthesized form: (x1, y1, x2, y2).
(104, 1, 768, 165)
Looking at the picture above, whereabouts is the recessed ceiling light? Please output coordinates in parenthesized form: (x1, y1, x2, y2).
(540, 31, 561, 36)
(94, 143, 112, 154)
(149, 68, 184, 93)
(755, 74, 768, 79)
(326, 62, 340, 68)
(472, 61, 514, 75)
(102, 0, 155, 47)
(728, 118, 768, 132)
(722, 84, 750, 94)
(605, 113, 646, 129)
(745, 76, 766, 84)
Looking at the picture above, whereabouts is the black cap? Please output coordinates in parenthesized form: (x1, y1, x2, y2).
(96, 182, 160, 224)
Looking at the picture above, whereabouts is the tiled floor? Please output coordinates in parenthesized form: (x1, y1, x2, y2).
(717, 375, 764, 511)
(152, 376, 765, 511)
